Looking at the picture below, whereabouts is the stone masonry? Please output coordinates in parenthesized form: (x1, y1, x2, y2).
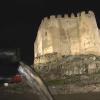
(34, 11, 100, 63)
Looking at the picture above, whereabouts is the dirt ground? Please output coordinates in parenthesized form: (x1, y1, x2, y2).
(0, 91, 100, 100)
(0, 82, 100, 100)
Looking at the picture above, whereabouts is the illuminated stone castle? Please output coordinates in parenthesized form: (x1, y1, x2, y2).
(34, 11, 100, 58)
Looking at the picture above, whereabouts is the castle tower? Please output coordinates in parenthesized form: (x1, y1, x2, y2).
(34, 11, 100, 58)
(79, 11, 100, 55)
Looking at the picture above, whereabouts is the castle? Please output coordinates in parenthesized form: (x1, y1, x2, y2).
(34, 11, 100, 60)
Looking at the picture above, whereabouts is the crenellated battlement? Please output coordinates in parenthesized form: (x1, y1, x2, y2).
(42, 11, 95, 22)
(57, 14, 62, 18)
(50, 15, 56, 19)
(43, 17, 49, 22)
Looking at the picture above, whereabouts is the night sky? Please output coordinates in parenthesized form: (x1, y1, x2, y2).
(0, 0, 100, 65)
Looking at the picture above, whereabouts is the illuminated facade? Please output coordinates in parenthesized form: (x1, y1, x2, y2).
(34, 11, 100, 58)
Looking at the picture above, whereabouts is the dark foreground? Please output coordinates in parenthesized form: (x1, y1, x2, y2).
(0, 91, 100, 100)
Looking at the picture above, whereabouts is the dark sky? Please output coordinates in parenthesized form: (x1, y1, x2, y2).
(0, 0, 100, 65)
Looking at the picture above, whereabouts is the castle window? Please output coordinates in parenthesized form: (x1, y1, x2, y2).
(45, 32, 47, 36)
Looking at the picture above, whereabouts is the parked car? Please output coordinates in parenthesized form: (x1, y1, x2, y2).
(0, 48, 22, 86)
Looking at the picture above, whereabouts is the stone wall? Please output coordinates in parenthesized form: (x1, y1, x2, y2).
(34, 11, 100, 59)
(34, 52, 62, 64)
(34, 55, 100, 80)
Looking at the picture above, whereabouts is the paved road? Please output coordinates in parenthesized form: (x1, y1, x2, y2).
(0, 91, 100, 100)
(0, 92, 39, 100)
